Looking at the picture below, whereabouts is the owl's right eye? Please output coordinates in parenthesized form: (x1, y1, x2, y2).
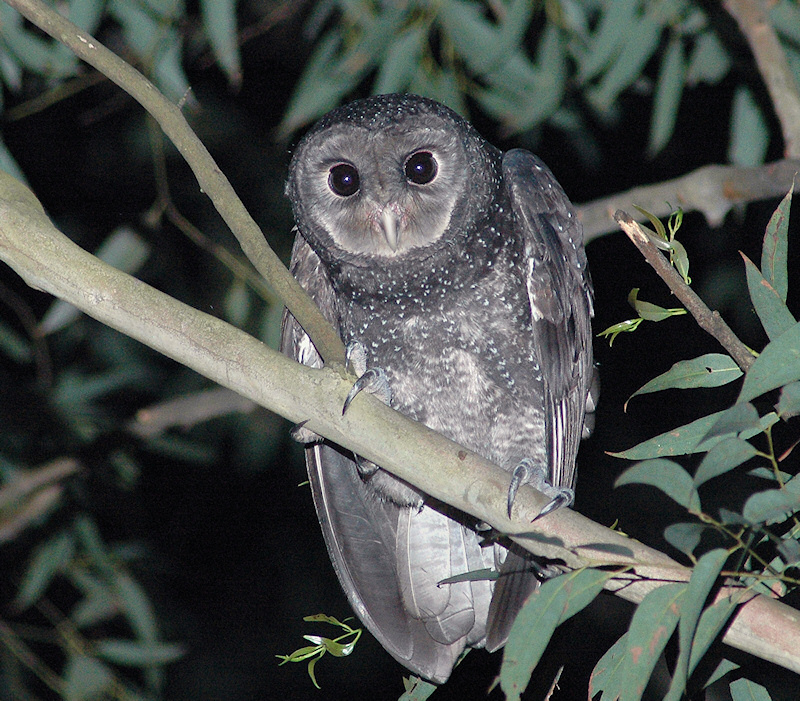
(328, 163, 360, 197)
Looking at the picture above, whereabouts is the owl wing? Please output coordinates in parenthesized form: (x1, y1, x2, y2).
(502, 149, 595, 493)
(281, 233, 468, 683)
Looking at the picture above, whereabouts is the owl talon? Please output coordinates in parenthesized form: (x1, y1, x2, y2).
(507, 457, 574, 520)
(342, 367, 391, 414)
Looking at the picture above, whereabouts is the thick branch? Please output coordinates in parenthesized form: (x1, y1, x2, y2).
(1, 171, 798, 675)
(615, 211, 755, 372)
(725, 0, 800, 157)
(578, 159, 800, 241)
(1, 0, 345, 366)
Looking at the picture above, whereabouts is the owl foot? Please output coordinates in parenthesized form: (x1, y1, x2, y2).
(507, 458, 574, 520)
(341, 341, 392, 415)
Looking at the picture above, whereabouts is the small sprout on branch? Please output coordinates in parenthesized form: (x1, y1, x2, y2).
(598, 288, 686, 345)
(277, 614, 362, 688)
(633, 205, 691, 283)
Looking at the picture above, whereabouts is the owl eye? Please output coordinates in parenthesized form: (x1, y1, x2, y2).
(404, 151, 438, 185)
(328, 163, 360, 197)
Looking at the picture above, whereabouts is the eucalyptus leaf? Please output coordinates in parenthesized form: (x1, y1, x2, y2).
(738, 321, 800, 403)
(649, 37, 685, 156)
(761, 183, 792, 302)
(742, 253, 796, 341)
(664, 549, 729, 700)
(629, 354, 742, 401)
(729, 677, 774, 701)
(616, 459, 701, 511)
(663, 522, 705, 558)
(200, 0, 241, 86)
(63, 655, 114, 701)
(777, 381, 800, 418)
(728, 86, 769, 167)
(694, 437, 757, 486)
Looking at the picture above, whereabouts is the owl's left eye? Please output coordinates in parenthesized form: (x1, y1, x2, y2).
(404, 151, 438, 185)
(328, 163, 360, 197)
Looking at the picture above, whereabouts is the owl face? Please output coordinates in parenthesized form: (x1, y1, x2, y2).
(288, 103, 481, 259)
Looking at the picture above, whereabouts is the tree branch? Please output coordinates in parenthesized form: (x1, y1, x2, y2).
(1, 0, 346, 367)
(1, 171, 799, 676)
(614, 211, 755, 372)
(725, 0, 800, 157)
(578, 159, 800, 242)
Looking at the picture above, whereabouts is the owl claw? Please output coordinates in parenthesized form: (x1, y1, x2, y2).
(342, 341, 392, 415)
(342, 367, 391, 414)
(507, 457, 574, 520)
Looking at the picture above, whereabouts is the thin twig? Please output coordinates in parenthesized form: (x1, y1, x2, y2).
(614, 211, 755, 372)
(724, 0, 800, 157)
(2, 0, 346, 367)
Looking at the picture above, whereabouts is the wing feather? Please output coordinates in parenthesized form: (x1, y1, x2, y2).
(502, 149, 595, 492)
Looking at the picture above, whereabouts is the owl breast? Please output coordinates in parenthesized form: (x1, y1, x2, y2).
(337, 248, 548, 503)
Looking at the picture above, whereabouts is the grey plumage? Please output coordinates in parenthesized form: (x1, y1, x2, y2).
(281, 93, 594, 683)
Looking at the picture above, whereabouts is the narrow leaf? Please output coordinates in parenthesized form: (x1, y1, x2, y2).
(729, 677, 774, 701)
(629, 354, 742, 401)
(728, 86, 769, 167)
(738, 321, 800, 403)
(15, 530, 74, 609)
(761, 184, 792, 302)
(616, 459, 701, 511)
(664, 549, 729, 700)
(621, 583, 685, 701)
(663, 522, 705, 558)
(741, 253, 796, 340)
(200, 0, 241, 86)
(743, 488, 800, 525)
(649, 37, 685, 155)
(610, 411, 728, 460)
(94, 639, 185, 667)
(777, 381, 800, 418)
(694, 437, 758, 486)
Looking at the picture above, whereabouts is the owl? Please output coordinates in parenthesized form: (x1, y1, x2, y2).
(281, 93, 595, 683)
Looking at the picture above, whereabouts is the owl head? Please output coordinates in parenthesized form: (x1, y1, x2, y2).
(286, 94, 500, 263)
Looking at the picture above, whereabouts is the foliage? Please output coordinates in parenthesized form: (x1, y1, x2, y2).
(279, 0, 783, 162)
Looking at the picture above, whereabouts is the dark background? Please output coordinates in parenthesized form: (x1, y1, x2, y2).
(1, 3, 798, 700)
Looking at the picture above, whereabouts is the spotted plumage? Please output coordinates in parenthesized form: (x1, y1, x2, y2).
(281, 93, 595, 683)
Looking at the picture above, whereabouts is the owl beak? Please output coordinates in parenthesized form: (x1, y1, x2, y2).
(380, 208, 399, 251)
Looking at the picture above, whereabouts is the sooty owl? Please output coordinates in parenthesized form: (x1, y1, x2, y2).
(281, 93, 595, 683)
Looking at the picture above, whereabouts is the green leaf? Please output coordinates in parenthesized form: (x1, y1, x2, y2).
(589, 632, 628, 699)
(649, 37, 685, 155)
(373, 26, 426, 95)
(742, 253, 796, 340)
(738, 321, 800, 403)
(693, 437, 758, 486)
(669, 238, 691, 283)
(577, 0, 638, 83)
(399, 675, 439, 701)
(610, 411, 729, 460)
(15, 530, 75, 609)
(664, 549, 729, 700)
(690, 602, 740, 679)
(63, 655, 114, 701)
(95, 639, 185, 667)
(704, 403, 760, 440)
(616, 459, 701, 511)
(588, 8, 663, 112)
(728, 86, 769, 167)
(501, 568, 613, 700)
(621, 583, 685, 701)
(729, 677, 774, 701)
(663, 522, 705, 558)
(629, 354, 742, 401)
(200, 0, 241, 86)
(777, 381, 800, 418)
(743, 488, 800, 525)
(761, 183, 792, 302)
(686, 30, 731, 85)
(703, 658, 739, 688)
